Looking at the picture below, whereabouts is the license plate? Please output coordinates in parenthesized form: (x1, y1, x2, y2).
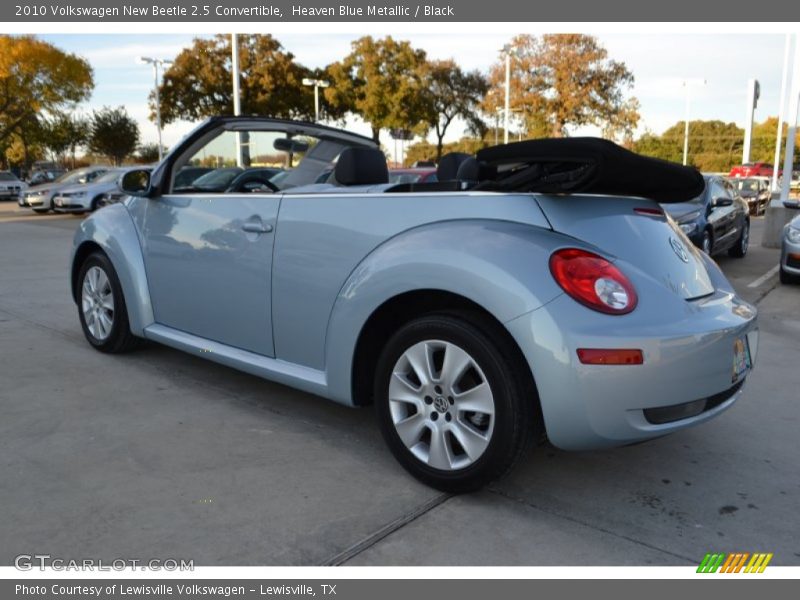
(732, 336, 752, 384)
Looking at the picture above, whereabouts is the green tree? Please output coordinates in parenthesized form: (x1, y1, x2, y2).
(88, 107, 139, 165)
(484, 34, 638, 139)
(157, 34, 318, 124)
(419, 60, 488, 161)
(633, 120, 744, 172)
(136, 143, 163, 163)
(41, 112, 89, 167)
(0, 35, 93, 147)
(325, 36, 429, 143)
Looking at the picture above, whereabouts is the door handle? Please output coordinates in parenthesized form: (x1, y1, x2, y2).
(241, 220, 273, 234)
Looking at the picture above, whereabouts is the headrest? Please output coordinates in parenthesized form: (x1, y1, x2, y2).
(436, 152, 473, 181)
(334, 147, 389, 186)
(456, 157, 498, 182)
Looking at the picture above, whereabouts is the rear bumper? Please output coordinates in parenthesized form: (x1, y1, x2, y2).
(506, 290, 758, 450)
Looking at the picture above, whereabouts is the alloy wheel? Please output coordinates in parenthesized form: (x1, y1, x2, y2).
(81, 266, 115, 341)
(388, 339, 495, 471)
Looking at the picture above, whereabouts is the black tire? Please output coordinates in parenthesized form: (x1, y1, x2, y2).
(728, 220, 749, 258)
(374, 312, 538, 493)
(90, 195, 103, 211)
(77, 252, 141, 353)
(701, 229, 713, 256)
(32, 208, 49, 214)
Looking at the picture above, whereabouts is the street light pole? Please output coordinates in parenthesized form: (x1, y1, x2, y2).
(780, 35, 800, 204)
(231, 34, 243, 168)
(772, 34, 792, 191)
(504, 51, 511, 145)
(302, 78, 331, 122)
(682, 79, 706, 166)
(138, 56, 173, 162)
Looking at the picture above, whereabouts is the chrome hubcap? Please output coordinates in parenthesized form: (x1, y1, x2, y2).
(81, 266, 114, 341)
(388, 340, 495, 471)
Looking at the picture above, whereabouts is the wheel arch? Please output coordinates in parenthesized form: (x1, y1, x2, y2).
(349, 290, 542, 417)
(70, 205, 154, 336)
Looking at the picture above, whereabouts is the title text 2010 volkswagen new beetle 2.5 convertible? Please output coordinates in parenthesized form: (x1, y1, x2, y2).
(70, 117, 758, 491)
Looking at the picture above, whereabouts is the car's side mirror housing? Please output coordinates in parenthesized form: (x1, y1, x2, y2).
(120, 169, 152, 197)
(711, 196, 733, 208)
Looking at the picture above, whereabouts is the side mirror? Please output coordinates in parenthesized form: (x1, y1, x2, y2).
(711, 196, 733, 208)
(120, 169, 152, 197)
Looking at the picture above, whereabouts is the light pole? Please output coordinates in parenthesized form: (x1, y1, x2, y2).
(682, 79, 706, 166)
(138, 56, 173, 162)
(772, 34, 792, 191)
(500, 44, 520, 145)
(302, 78, 330, 122)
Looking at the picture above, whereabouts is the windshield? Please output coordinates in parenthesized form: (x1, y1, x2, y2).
(94, 170, 123, 184)
(734, 179, 759, 193)
(0, 172, 18, 181)
(56, 169, 92, 185)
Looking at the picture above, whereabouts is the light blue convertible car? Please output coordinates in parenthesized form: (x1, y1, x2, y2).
(70, 117, 758, 491)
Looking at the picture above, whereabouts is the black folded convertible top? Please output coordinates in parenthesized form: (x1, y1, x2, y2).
(474, 137, 705, 203)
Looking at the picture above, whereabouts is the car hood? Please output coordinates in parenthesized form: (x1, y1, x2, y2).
(26, 182, 69, 194)
(58, 181, 115, 195)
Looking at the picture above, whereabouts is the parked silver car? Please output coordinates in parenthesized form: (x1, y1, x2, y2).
(780, 211, 800, 284)
(0, 170, 27, 200)
(20, 166, 109, 213)
(70, 118, 758, 491)
(53, 167, 150, 214)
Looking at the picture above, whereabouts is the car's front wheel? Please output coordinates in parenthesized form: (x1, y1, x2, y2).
(374, 313, 536, 492)
(728, 220, 749, 258)
(77, 252, 141, 353)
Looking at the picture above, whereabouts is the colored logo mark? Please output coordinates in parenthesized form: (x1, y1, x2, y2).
(697, 552, 773, 573)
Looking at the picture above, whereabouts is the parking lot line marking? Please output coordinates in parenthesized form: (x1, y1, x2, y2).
(748, 266, 779, 288)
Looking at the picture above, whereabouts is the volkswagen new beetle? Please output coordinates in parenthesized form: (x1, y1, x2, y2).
(70, 117, 758, 491)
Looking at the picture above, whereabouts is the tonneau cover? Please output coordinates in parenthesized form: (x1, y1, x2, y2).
(474, 137, 704, 203)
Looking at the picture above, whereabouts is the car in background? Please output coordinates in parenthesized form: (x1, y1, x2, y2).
(53, 167, 148, 214)
(388, 168, 438, 184)
(780, 210, 800, 284)
(0, 171, 28, 201)
(730, 176, 771, 216)
(20, 166, 109, 213)
(174, 166, 214, 189)
(729, 162, 777, 178)
(662, 175, 750, 258)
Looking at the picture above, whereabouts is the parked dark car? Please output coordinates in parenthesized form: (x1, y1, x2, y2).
(662, 175, 750, 258)
(174, 166, 214, 189)
(730, 176, 771, 216)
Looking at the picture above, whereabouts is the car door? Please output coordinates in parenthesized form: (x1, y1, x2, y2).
(708, 179, 737, 251)
(141, 129, 283, 357)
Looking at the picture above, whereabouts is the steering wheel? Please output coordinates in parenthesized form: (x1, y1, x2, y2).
(229, 175, 280, 193)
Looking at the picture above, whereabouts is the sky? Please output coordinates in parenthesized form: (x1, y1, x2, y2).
(41, 33, 793, 159)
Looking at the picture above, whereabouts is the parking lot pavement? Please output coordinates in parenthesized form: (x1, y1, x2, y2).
(1, 208, 798, 566)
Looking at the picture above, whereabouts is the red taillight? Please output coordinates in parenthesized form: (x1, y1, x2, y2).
(577, 348, 644, 365)
(549, 248, 638, 315)
(633, 207, 664, 217)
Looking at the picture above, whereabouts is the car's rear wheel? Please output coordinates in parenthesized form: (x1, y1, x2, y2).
(77, 252, 141, 353)
(374, 313, 535, 492)
(728, 220, 749, 258)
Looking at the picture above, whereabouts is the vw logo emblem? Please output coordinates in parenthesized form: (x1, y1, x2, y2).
(433, 396, 449, 413)
(669, 237, 689, 263)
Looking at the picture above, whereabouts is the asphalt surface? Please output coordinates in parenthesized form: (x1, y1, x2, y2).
(1, 201, 798, 566)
